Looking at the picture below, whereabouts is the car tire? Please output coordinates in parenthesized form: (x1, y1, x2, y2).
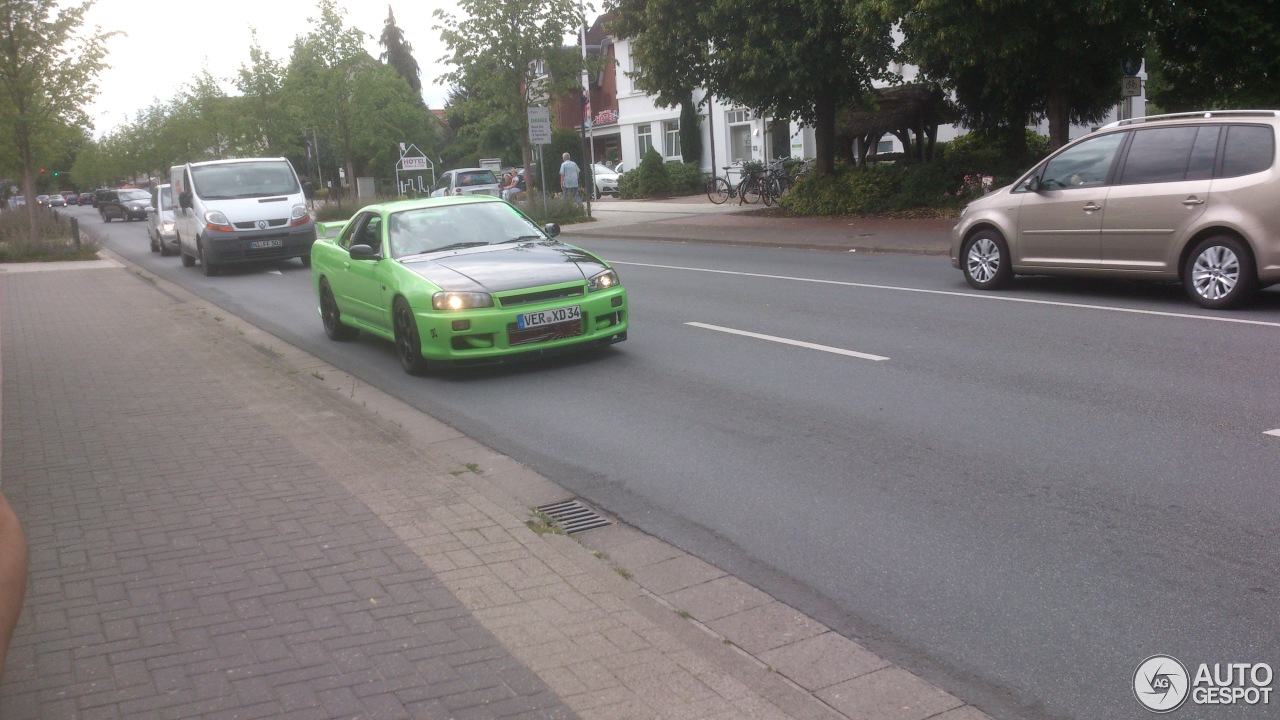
(319, 279, 358, 341)
(159, 242, 173, 257)
(962, 230, 1014, 290)
(200, 246, 220, 277)
(180, 237, 195, 267)
(299, 254, 312, 268)
(149, 233, 159, 253)
(101, 212, 110, 223)
(1184, 235, 1256, 309)
(392, 297, 431, 376)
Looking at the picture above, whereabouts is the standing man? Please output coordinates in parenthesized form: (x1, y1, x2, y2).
(559, 152, 581, 204)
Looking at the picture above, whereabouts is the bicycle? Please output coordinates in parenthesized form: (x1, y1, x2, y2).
(706, 165, 741, 205)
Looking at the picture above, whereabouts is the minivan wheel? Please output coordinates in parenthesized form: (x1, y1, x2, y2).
(200, 246, 220, 277)
(962, 230, 1013, 290)
(319, 280, 358, 341)
(392, 298, 431, 376)
(1184, 235, 1256, 309)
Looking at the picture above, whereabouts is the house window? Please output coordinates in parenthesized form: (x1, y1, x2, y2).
(663, 120, 680, 159)
(726, 109, 751, 124)
(727, 109, 753, 164)
(631, 59, 644, 94)
(877, 139, 894, 154)
(637, 124, 653, 157)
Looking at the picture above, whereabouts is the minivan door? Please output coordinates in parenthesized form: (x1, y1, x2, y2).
(1016, 132, 1126, 268)
(1100, 125, 1216, 272)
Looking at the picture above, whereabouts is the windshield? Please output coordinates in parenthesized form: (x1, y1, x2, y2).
(456, 170, 498, 186)
(190, 161, 300, 200)
(119, 189, 150, 202)
(387, 202, 544, 259)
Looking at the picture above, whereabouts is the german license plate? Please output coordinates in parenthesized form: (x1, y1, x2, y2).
(517, 305, 581, 329)
(250, 238, 282, 249)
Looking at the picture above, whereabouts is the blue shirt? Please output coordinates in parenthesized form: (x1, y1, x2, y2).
(559, 160, 580, 188)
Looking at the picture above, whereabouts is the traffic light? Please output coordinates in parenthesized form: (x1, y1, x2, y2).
(53, 171, 59, 176)
(39, 168, 45, 174)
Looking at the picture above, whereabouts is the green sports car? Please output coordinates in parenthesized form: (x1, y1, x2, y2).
(310, 196, 628, 373)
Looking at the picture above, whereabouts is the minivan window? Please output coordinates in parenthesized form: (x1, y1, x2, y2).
(1185, 126, 1220, 180)
(1039, 132, 1125, 189)
(1118, 127, 1200, 185)
(1220, 125, 1275, 178)
(190, 161, 300, 200)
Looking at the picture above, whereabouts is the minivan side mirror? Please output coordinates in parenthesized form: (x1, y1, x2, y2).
(179, 191, 193, 209)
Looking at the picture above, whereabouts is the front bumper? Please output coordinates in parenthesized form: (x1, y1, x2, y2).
(413, 285, 628, 364)
(201, 221, 317, 265)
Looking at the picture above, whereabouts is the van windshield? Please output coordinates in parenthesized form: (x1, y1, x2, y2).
(190, 161, 300, 200)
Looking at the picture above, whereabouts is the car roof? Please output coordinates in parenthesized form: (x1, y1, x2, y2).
(1100, 109, 1280, 131)
(188, 157, 290, 167)
(356, 195, 505, 215)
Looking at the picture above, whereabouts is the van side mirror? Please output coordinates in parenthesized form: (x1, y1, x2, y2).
(179, 191, 193, 209)
(303, 182, 315, 200)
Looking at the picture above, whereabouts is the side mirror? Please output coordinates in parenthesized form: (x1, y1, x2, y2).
(1024, 176, 1042, 193)
(349, 244, 380, 260)
(303, 182, 315, 200)
(179, 191, 193, 209)
(543, 222, 560, 238)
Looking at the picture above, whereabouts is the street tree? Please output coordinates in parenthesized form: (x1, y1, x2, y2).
(0, 0, 114, 241)
(379, 5, 422, 97)
(886, 0, 1146, 152)
(434, 0, 586, 168)
(1145, 0, 1280, 111)
(236, 30, 296, 157)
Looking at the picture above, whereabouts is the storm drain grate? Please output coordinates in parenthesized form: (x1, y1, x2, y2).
(535, 499, 614, 534)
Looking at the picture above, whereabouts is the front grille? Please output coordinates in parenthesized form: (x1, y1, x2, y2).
(507, 318, 583, 346)
(233, 218, 288, 230)
(498, 286, 584, 307)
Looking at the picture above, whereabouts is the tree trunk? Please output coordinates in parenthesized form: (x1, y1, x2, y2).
(813, 96, 837, 176)
(19, 123, 38, 245)
(1046, 85, 1071, 150)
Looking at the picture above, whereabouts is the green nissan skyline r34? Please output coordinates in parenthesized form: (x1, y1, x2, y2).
(310, 196, 628, 373)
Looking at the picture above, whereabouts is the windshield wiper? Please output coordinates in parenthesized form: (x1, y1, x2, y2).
(498, 235, 544, 244)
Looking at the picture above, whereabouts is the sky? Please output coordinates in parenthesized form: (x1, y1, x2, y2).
(77, 0, 600, 139)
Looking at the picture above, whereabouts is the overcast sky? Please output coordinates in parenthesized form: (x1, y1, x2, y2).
(79, 0, 599, 138)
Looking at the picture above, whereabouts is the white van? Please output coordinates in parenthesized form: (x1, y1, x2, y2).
(170, 158, 315, 276)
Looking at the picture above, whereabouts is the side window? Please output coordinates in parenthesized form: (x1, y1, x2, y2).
(1040, 132, 1126, 189)
(1221, 125, 1275, 178)
(1185, 126, 1220, 181)
(1118, 127, 1199, 184)
(360, 216, 383, 252)
(338, 212, 369, 250)
(436, 173, 451, 192)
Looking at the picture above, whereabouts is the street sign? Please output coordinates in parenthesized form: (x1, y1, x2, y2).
(402, 156, 427, 171)
(528, 107, 552, 145)
(1121, 76, 1142, 98)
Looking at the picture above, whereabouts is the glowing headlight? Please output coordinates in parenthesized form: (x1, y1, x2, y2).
(588, 268, 619, 292)
(162, 221, 175, 231)
(432, 291, 493, 311)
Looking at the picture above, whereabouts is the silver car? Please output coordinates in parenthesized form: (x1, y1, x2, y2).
(429, 168, 501, 198)
(147, 184, 178, 256)
(951, 109, 1280, 309)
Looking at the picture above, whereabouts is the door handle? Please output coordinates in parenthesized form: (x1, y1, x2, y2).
(1182, 197, 1205, 206)
(1083, 202, 1101, 212)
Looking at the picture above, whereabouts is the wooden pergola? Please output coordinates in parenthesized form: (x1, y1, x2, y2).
(836, 83, 956, 165)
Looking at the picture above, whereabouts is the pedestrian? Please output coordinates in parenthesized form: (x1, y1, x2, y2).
(0, 488, 26, 684)
(559, 152, 581, 204)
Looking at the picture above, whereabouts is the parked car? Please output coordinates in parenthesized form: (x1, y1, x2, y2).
(952, 109, 1280, 309)
(35, 194, 50, 206)
(591, 163, 619, 198)
(147, 183, 178, 255)
(99, 188, 151, 222)
(63, 192, 79, 205)
(77, 192, 94, 206)
(46, 194, 67, 207)
(429, 168, 501, 198)
(310, 195, 628, 374)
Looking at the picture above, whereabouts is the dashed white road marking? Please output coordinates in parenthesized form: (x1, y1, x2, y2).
(1264, 429, 1280, 438)
(686, 322, 889, 361)
(614, 261, 1280, 329)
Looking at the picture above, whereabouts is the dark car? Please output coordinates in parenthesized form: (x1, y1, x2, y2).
(77, 192, 94, 206)
(99, 188, 151, 222)
(63, 192, 79, 205)
(91, 188, 112, 208)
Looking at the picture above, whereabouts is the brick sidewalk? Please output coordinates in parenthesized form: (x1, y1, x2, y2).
(0, 259, 991, 720)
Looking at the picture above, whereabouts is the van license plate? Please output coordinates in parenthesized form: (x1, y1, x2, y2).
(250, 239, 283, 249)
(517, 305, 581, 329)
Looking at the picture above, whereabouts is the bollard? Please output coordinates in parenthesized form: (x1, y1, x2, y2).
(70, 217, 80, 250)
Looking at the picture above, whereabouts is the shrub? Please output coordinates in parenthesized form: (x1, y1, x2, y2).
(665, 162, 702, 196)
(622, 148, 670, 198)
(778, 162, 957, 216)
(519, 194, 587, 224)
(0, 207, 100, 262)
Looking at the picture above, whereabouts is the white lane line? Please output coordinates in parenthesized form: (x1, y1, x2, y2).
(686, 322, 889, 361)
(614, 261, 1280, 329)
(1265, 429, 1280, 438)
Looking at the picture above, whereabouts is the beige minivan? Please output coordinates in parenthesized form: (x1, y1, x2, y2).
(951, 110, 1280, 308)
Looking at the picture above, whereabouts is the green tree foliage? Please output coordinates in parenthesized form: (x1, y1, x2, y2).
(235, 31, 296, 157)
(379, 5, 422, 97)
(1146, 1, 1280, 111)
(630, 147, 669, 197)
(0, 0, 114, 240)
(678, 95, 701, 164)
(609, 0, 894, 176)
(886, 0, 1146, 152)
(434, 0, 586, 168)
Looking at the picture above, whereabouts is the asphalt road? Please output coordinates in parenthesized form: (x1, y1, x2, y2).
(76, 205, 1280, 720)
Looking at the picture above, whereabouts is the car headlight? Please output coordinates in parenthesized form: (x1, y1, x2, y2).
(587, 268, 620, 292)
(432, 291, 494, 311)
(162, 221, 175, 231)
(290, 203, 311, 226)
(204, 210, 234, 232)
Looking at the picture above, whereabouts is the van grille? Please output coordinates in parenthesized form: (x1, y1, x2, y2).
(234, 218, 288, 230)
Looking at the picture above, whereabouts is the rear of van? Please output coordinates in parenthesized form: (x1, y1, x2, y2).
(171, 158, 315, 276)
